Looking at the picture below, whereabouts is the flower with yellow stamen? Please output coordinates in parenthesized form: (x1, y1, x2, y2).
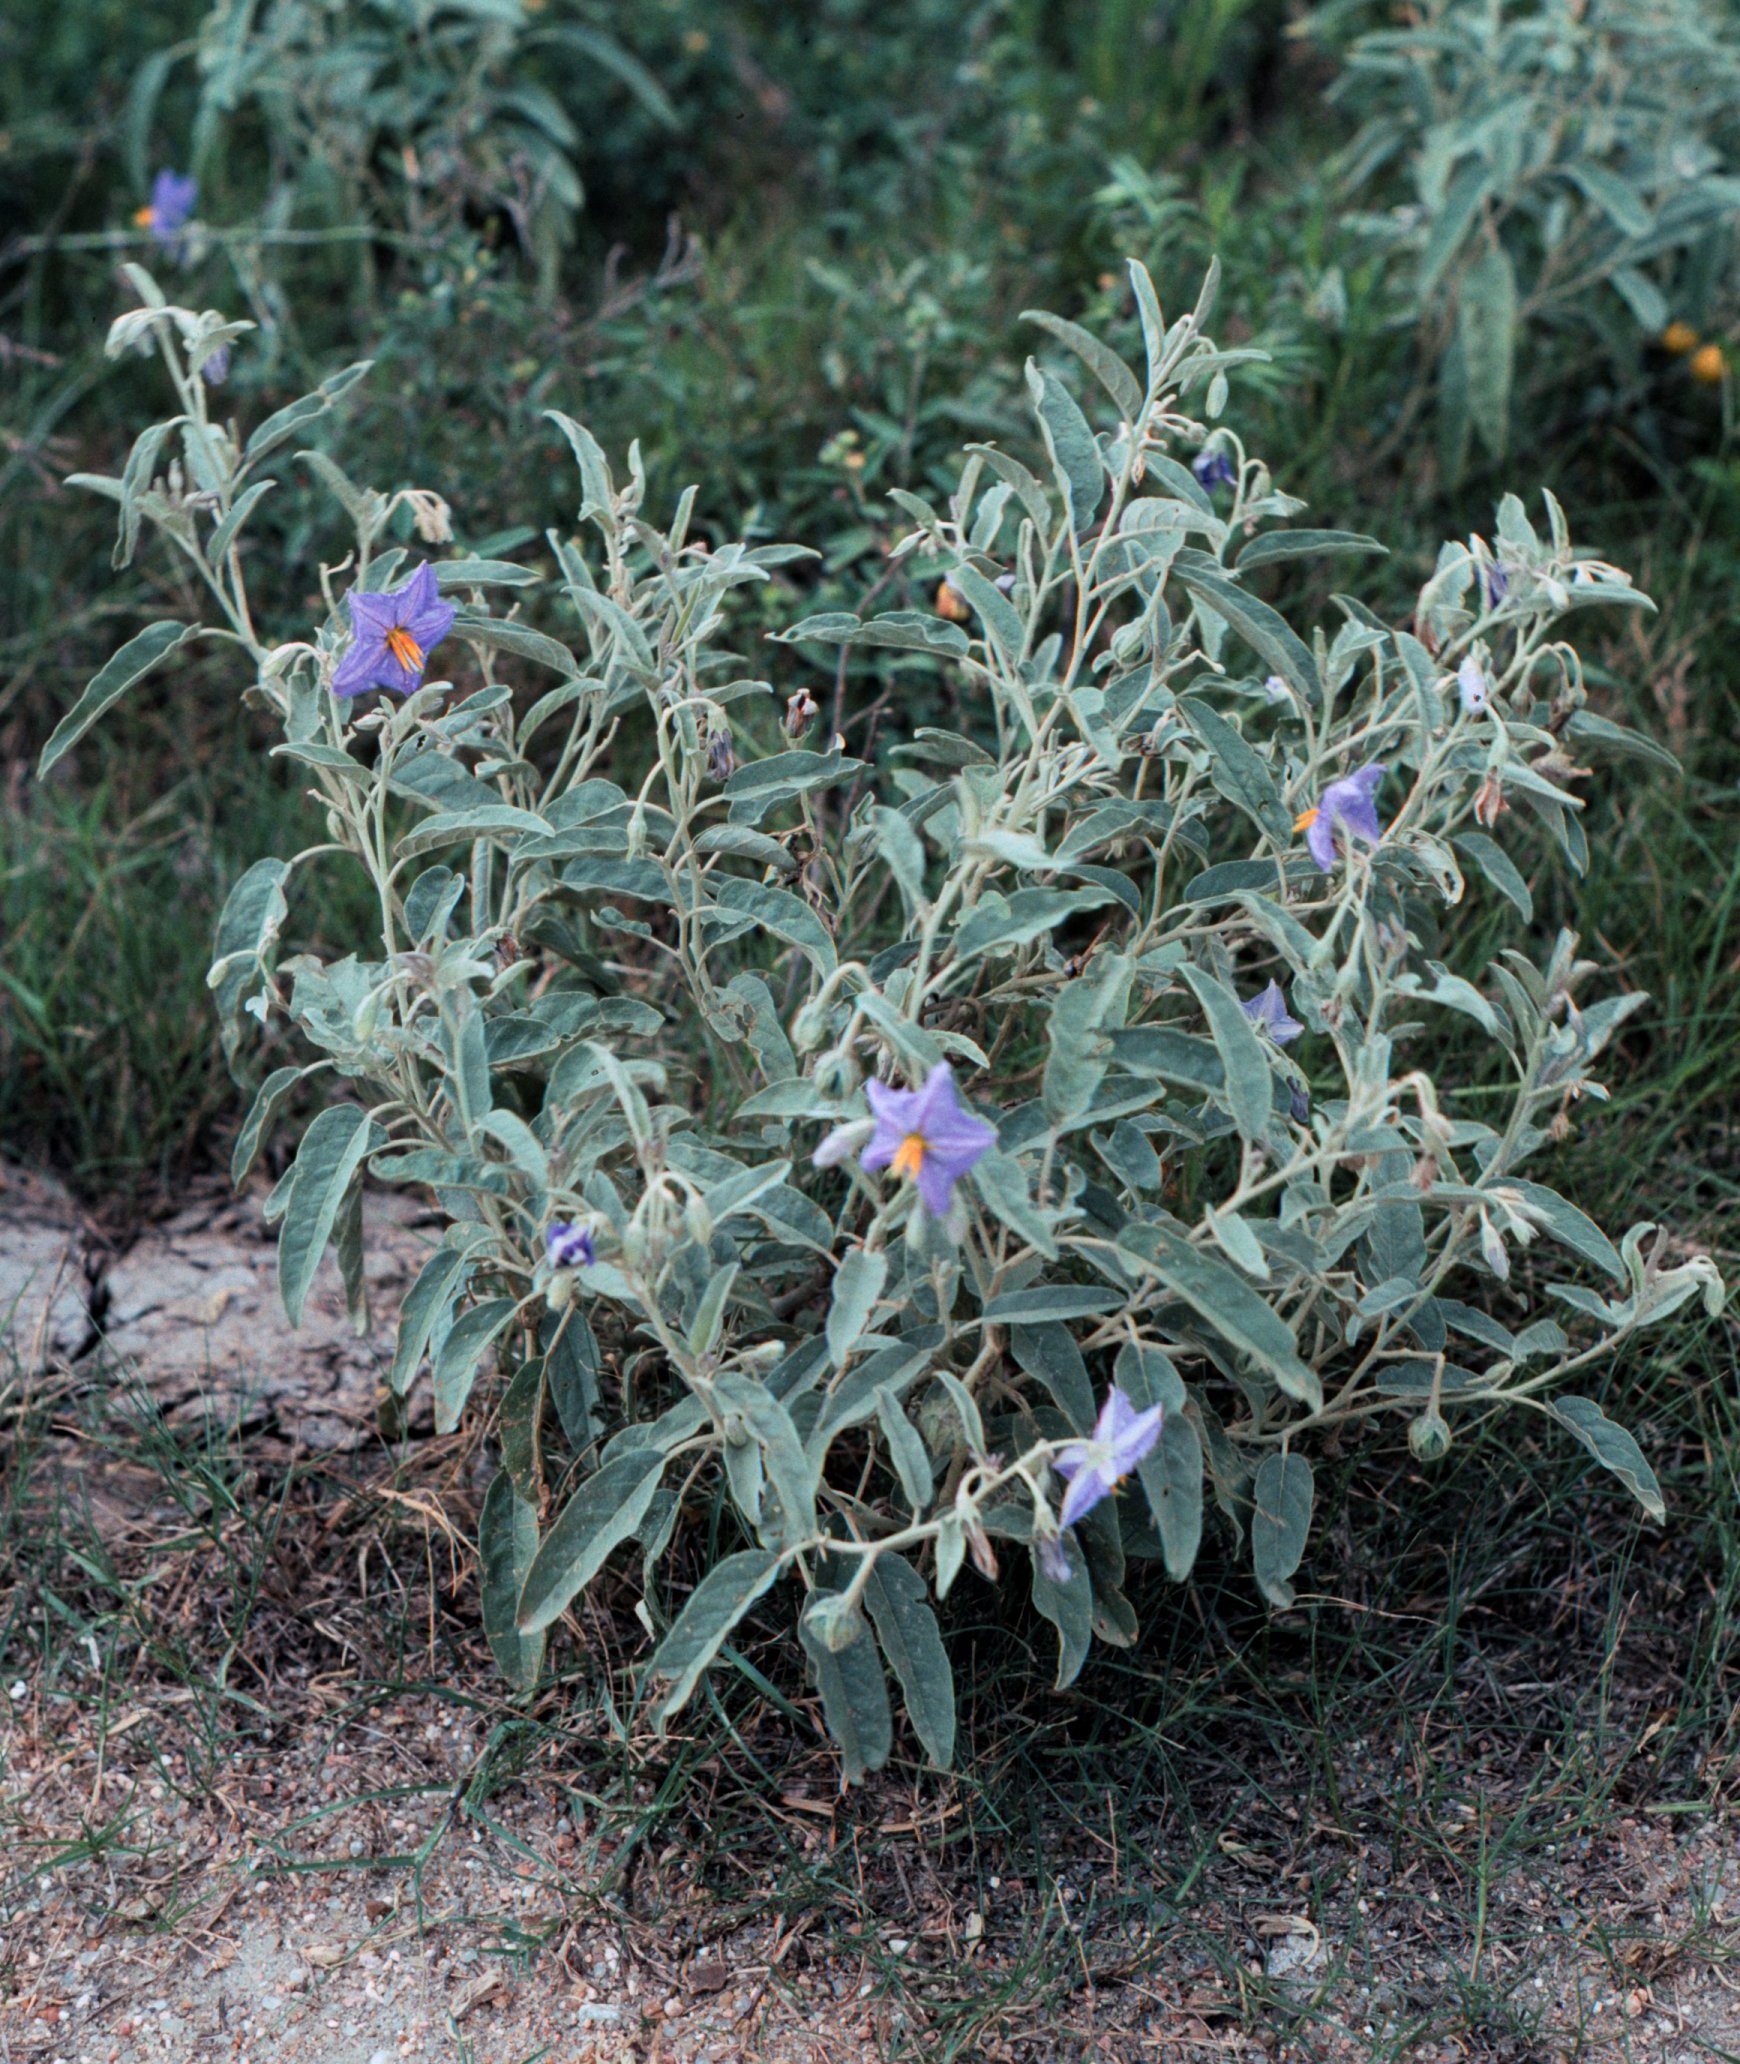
(859, 1062, 998, 1219)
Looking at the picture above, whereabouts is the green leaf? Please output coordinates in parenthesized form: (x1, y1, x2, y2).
(1564, 711, 1679, 774)
(38, 622, 197, 777)
(1009, 1323, 1095, 1433)
(1116, 1340, 1203, 1579)
(1452, 832, 1533, 921)
(649, 1550, 786, 1723)
(1026, 360, 1105, 530)
(969, 1149, 1059, 1260)
(1029, 1534, 1094, 1687)
(1175, 696, 1292, 845)
(778, 610, 969, 658)
(244, 362, 371, 462)
(1022, 309, 1143, 422)
(1250, 1452, 1314, 1607)
(481, 1472, 545, 1690)
(1562, 162, 1653, 239)
(1043, 952, 1133, 1125)
(499, 1356, 544, 1503)
(1236, 530, 1387, 572)
(1458, 240, 1518, 458)
(231, 1064, 315, 1185)
(1180, 964, 1273, 1145)
(276, 1106, 382, 1328)
(517, 1447, 668, 1633)
(827, 1246, 888, 1369)
(545, 1308, 602, 1444)
(1171, 560, 1321, 706)
(709, 877, 836, 977)
(875, 1389, 935, 1510)
(1118, 1222, 1320, 1408)
(953, 886, 1117, 960)
(1545, 1396, 1665, 1523)
(801, 1606, 893, 1785)
(1505, 1180, 1625, 1283)
(982, 1286, 1121, 1325)
(432, 1297, 517, 1432)
(391, 1244, 472, 1396)
(863, 1552, 956, 1769)
(1418, 159, 1490, 305)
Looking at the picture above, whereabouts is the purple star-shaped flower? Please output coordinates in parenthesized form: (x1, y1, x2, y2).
(1241, 979, 1304, 1046)
(330, 562, 456, 699)
(860, 1062, 997, 1218)
(1295, 761, 1387, 871)
(546, 1223, 596, 1270)
(1053, 1385, 1165, 1532)
(136, 170, 198, 252)
(1192, 447, 1236, 490)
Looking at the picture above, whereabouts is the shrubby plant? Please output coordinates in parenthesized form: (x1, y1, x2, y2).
(127, 0, 674, 296)
(46, 256, 1723, 1779)
(1318, 0, 1740, 464)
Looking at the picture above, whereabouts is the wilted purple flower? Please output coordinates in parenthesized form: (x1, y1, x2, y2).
(1481, 560, 1509, 608)
(860, 1062, 997, 1218)
(135, 170, 198, 253)
(1192, 447, 1236, 491)
(1456, 653, 1489, 715)
(1052, 1386, 1165, 1533)
(1036, 1531, 1073, 1585)
(707, 729, 736, 782)
(330, 562, 455, 699)
(201, 344, 231, 386)
(1294, 761, 1387, 871)
(546, 1223, 596, 1271)
(1261, 674, 1291, 704)
(1241, 979, 1304, 1046)
(784, 689, 819, 739)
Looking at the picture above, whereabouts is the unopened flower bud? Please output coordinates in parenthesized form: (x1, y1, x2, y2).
(684, 1196, 713, 1246)
(791, 1003, 829, 1052)
(1410, 1410, 1452, 1462)
(707, 728, 735, 783)
(812, 1116, 875, 1169)
(784, 689, 820, 739)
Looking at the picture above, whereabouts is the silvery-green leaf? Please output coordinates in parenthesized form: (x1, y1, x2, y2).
(1175, 696, 1293, 844)
(518, 1446, 668, 1632)
(38, 620, 199, 779)
(863, 1551, 956, 1768)
(1171, 559, 1321, 705)
(1010, 1322, 1095, 1433)
(875, 1391, 935, 1510)
(1022, 309, 1143, 421)
(650, 1549, 786, 1724)
(1546, 1396, 1664, 1522)
(801, 1602, 892, 1784)
(432, 1296, 516, 1432)
(276, 1105, 384, 1329)
(481, 1471, 544, 1690)
(1452, 832, 1532, 921)
(1117, 1221, 1320, 1407)
(1180, 964, 1273, 1145)
(1251, 1452, 1314, 1607)
(1458, 240, 1517, 458)
(1026, 360, 1105, 530)
(1029, 1533, 1094, 1688)
(827, 1246, 887, 1369)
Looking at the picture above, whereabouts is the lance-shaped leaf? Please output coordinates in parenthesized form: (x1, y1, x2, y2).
(1546, 1396, 1665, 1523)
(649, 1549, 786, 1725)
(481, 1472, 544, 1690)
(863, 1551, 956, 1769)
(517, 1447, 669, 1632)
(38, 621, 199, 778)
(275, 1105, 384, 1328)
(1251, 1452, 1314, 1607)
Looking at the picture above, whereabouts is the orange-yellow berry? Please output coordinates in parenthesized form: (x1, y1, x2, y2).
(1690, 342, 1728, 385)
(1661, 320, 1700, 355)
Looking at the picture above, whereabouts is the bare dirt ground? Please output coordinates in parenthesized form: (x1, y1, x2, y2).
(5, 1165, 1740, 2062)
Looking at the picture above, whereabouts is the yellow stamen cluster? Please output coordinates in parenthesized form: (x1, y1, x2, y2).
(385, 627, 425, 673)
(133, 205, 156, 229)
(1293, 805, 1321, 833)
(891, 1134, 927, 1180)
